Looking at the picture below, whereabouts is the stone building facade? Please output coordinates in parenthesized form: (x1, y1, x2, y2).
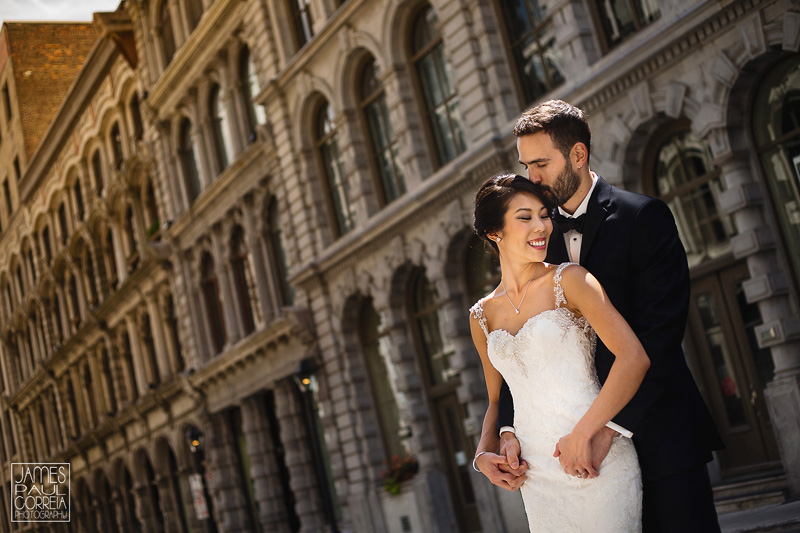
(0, 0, 798, 532)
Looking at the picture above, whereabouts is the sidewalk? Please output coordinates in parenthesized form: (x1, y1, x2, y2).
(720, 500, 800, 532)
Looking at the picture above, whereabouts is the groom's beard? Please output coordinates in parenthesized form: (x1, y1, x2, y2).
(545, 164, 581, 207)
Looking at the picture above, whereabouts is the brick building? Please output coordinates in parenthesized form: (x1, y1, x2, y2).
(0, 0, 798, 532)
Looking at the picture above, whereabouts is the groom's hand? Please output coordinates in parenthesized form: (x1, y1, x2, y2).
(474, 451, 527, 491)
(590, 426, 617, 471)
(554, 430, 599, 479)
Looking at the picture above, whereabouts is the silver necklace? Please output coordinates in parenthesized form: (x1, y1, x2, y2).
(501, 263, 542, 315)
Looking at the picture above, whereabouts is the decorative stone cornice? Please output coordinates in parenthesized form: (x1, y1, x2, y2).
(146, 0, 246, 117)
(579, 0, 767, 114)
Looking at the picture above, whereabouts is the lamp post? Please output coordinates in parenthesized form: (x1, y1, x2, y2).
(293, 359, 340, 533)
(185, 426, 217, 533)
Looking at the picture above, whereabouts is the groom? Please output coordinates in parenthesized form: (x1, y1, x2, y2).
(475, 100, 724, 531)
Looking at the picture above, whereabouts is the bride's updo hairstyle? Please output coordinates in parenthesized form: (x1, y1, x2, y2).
(474, 174, 554, 256)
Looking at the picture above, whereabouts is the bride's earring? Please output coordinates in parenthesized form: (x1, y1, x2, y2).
(496, 237, 501, 243)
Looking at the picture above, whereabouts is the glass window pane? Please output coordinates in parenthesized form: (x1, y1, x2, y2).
(754, 58, 800, 283)
(655, 130, 736, 268)
(412, 7, 466, 166)
(695, 293, 747, 428)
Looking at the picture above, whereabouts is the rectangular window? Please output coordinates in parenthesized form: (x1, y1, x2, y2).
(593, 0, 660, 52)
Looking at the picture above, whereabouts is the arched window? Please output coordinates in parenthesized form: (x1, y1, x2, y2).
(119, 466, 141, 532)
(210, 84, 234, 172)
(92, 150, 104, 196)
(201, 253, 226, 353)
(141, 313, 161, 385)
(25, 246, 36, 284)
(74, 178, 84, 221)
(411, 5, 466, 167)
(130, 93, 144, 141)
(144, 180, 160, 240)
(68, 274, 81, 327)
(83, 363, 98, 427)
(82, 247, 99, 306)
(15, 265, 23, 302)
(58, 202, 68, 244)
(104, 229, 118, 291)
(179, 118, 202, 202)
(51, 293, 64, 343)
(359, 57, 405, 204)
(230, 226, 256, 335)
(289, 0, 314, 49)
(499, 0, 565, 105)
(650, 127, 735, 268)
(315, 101, 354, 236)
(100, 348, 117, 415)
(160, 0, 176, 66)
(124, 205, 138, 271)
(121, 330, 138, 402)
(592, 0, 661, 52)
(754, 56, 800, 288)
(240, 47, 266, 140)
(186, 0, 204, 32)
(165, 294, 184, 372)
(359, 298, 404, 459)
(42, 226, 52, 262)
(265, 196, 293, 305)
(110, 122, 124, 170)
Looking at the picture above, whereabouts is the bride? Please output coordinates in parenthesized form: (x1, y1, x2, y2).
(469, 174, 649, 532)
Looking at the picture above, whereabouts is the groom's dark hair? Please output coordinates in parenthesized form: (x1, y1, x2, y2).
(513, 100, 591, 161)
(474, 174, 554, 257)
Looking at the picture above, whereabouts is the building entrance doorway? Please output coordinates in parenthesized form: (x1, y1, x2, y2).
(688, 262, 781, 477)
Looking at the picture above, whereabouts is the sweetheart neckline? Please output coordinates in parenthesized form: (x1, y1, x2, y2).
(486, 307, 574, 340)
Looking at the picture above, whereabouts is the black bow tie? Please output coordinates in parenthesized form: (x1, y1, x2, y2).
(553, 212, 586, 234)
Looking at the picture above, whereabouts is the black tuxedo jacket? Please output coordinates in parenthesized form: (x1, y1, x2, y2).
(497, 176, 723, 481)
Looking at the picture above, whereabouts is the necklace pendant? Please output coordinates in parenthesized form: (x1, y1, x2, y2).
(515, 309, 520, 314)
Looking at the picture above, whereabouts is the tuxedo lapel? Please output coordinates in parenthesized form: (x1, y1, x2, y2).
(546, 223, 569, 263)
(579, 176, 612, 265)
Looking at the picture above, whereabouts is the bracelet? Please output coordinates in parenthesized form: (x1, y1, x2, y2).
(472, 451, 488, 473)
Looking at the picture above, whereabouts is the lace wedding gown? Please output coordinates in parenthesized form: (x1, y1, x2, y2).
(470, 263, 642, 532)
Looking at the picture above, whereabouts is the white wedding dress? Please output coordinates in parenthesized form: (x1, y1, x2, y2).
(470, 263, 642, 532)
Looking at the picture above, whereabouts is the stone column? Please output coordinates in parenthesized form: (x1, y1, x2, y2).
(210, 228, 242, 345)
(133, 481, 158, 533)
(199, 115, 220, 187)
(719, 156, 800, 497)
(240, 395, 293, 532)
(111, 224, 129, 286)
(204, 412, 252, 532)
(242, 196, 273, 325)
(125, 316, 149, 397)
(145, 291, 171, 381)
(157, 290, 181, 375)
(274, 380, 328, 532)
(155, 473, 183, 532)
(384, 306, 460, 533)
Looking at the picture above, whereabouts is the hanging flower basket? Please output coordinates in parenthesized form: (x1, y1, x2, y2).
(380, 454, 419, 495)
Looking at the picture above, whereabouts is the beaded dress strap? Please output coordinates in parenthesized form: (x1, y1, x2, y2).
(553, 262, 579, 308)
(469, 301, 489, 337)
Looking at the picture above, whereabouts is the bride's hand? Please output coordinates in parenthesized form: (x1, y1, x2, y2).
(554, 430, 599, 479)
